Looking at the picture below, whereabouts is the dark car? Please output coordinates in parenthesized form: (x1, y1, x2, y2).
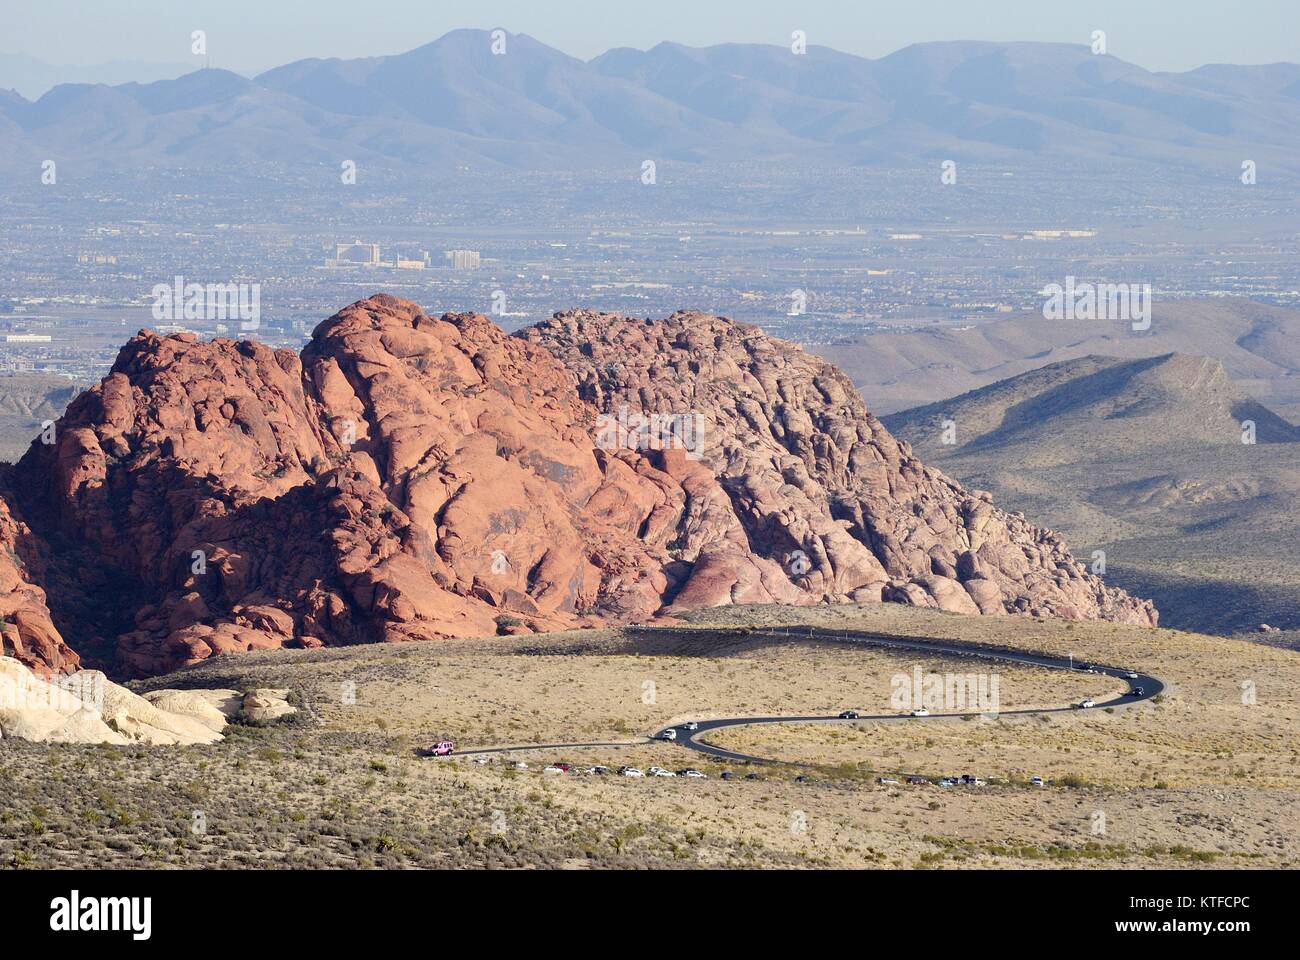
(720, 771, 734, 780)
(744, 773, 761, 781)
(794, 775, 810, 783)
(838, 710, 859, 720)
(906, 776, 928, 785)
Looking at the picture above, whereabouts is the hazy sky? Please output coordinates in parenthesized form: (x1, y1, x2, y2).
(6, 0, 1297, 74)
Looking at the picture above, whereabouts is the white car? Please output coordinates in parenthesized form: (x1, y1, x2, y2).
(473, 756, 490, 765)
(682, 721, 699, 731)
(660, 728, 677, 741)
(1030, 776, 1046, 787)
(543, 764, 565, 774)
(878, 777, 900, 785)
(909, 708, 930, 717)
(1076, 698, 1096, 709)
(1125, 672, 1139, 680)
(648, 766, 676, 777)
(680, 769, 707, 779)
(619, 766, 644, 778)
(511, 760, 528, 770)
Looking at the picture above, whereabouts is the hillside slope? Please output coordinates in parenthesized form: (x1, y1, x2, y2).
(817, 299, 1300, 419)
(883, 353, 1300, 634)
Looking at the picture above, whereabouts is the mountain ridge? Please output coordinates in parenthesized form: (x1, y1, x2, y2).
(882, 351, 1300, 634)
(3, 30, 1298, 176)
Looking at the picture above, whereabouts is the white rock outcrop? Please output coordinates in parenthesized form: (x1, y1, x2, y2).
(0, 656, 294, 745)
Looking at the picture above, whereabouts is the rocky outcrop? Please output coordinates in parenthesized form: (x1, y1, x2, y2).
(0, 655, 291, 744)
(0, 296, 1156, 678)
(0, 496, 80, 677)
(524, 309, 1158, 627)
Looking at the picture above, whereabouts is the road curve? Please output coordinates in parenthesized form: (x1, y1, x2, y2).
(436, 625, 1163, 767)
(648, 627, 1163, 764)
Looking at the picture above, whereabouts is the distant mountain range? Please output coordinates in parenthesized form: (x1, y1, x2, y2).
(0, 52, 191, 100)
(3, 29, 1299, 177)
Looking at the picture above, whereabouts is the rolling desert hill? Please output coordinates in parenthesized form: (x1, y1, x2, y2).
(883, 352, 1300, 636)
(0, 294, 1151, 681)
(0, 373, 85, 463)
(2, 31, 1298, 177)
(817, 298, 1300, 420)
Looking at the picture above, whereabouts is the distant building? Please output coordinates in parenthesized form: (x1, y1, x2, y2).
(330, 241, 381, 266)
(444, 249, 481, 270)
(5, 334, 52, 343)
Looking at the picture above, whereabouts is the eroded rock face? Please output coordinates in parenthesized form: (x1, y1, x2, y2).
(0, 496, 79, 678)
(523, 309, 1158, 627)
(0, 296, 1155, 677)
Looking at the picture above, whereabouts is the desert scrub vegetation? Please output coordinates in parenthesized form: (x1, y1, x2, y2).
(0, 726, 805, 869)
(915, 835, 1236, 868)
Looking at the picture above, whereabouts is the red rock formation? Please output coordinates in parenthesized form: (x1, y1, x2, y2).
(0, 295, 1156, 677)
(523, 309, 1158, 626)
(0, 493, 79, 677)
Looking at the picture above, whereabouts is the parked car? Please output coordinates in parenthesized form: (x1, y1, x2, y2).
(648, 766, 676, 777)
(585, 765, 610, 775)
(425, 740, 455, 756)
(838, 710, 860, 720)
(906, 776, 929, 785)
(660, 728, 677, 741)
(619, 766, 644, 777)
(794, 774, 810, 783)
(744, 773, 761, 781)
(1030, 776, 1046, 787)
(543, 764, 565, 774)
(960, 774, 978, 785)
(680, 768, 707, 779)
(937, 777, 957, 787)
(720, 771, 734, 780)
(511, 760, 528, 770)
(878, 777, 900, 785)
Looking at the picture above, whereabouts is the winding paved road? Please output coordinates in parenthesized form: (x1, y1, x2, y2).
(441, 626, 1164, 766)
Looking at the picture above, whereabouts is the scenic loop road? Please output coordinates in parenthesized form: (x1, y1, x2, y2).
(441, 626, 1164, 766)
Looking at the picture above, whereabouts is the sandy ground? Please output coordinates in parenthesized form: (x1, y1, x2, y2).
(1, 602, 1295, 869)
